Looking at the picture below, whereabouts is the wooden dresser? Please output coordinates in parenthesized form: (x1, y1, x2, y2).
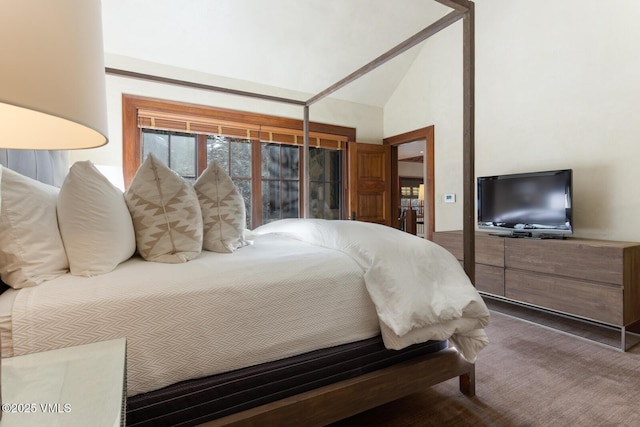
(432, 231, 640, 346)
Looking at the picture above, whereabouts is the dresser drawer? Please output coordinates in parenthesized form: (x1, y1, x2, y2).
(505, 238, 626, 285)
(432, 232, 504, 267)
(476, 264, 504, 296)
(477, 235, 505, 267)
(505, 269, 623, 325)
(432, 232, 463, 259)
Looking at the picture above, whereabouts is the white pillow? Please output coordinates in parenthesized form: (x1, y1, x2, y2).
(0, 166, 69, 288)
(195, 160, 247, 253)
(57, 161, 136, 276)
(125, 154, 203, 263)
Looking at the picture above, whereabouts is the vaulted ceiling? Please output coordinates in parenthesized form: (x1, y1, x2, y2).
(101, 0, 450, 107)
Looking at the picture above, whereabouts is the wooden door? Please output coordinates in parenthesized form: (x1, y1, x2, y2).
(347, 142, 392, 225)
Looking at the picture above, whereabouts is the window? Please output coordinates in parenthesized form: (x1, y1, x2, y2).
(142, 130, 197, 181)
(261, 143, 299, 223)
(207, 135, 253, 227)
(138, 132, 343, 228)
(123, 95, 355, 228)
(309, 148, 342, 220)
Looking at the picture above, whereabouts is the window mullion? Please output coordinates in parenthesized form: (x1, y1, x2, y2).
(196, 134, 207, 176)
(251, 140, 262, 227)
(279, 145, 284, 217)
(298, 148, 304, 218)
(167, 134, 172, 170)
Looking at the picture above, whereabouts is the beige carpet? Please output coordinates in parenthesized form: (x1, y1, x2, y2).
(331, 310, 640, 426)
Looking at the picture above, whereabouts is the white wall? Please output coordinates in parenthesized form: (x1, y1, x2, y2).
(384, 0, 640, 242)
(71, 56, 384, 169)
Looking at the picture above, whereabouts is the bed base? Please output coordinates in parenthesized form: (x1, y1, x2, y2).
(202, 348, 474, 427)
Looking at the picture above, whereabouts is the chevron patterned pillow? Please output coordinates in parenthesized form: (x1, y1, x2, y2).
(125, 154, 203, 263)
(194, 160, 247, 253)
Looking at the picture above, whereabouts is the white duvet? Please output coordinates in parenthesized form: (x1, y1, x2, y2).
(255, 219, 490, 361)
(7, 219, 488, 396)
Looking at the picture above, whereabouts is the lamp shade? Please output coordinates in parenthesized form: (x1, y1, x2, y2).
(418, 184, 425, 201)
(0, 0, 108, 150)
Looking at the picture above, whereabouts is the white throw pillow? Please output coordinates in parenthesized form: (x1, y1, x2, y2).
(195, 161, 247, 253)
(57, 161, 136, 276)
(0, 165, 69, 288)
(125, 154, 203, 263)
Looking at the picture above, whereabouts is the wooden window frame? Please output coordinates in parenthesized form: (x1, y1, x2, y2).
(123, 94, 355, 188)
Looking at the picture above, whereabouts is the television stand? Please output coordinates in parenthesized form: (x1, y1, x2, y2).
(432, 230, 640, 351)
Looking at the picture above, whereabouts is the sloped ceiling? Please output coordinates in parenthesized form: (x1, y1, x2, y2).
(101, 0, 450, 107)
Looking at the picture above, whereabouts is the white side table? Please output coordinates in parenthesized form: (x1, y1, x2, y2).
(1, 338, 126, 427)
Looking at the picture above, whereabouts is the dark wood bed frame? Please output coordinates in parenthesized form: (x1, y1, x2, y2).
(3, 1, 479, 425)
(204, 348, 474, 426)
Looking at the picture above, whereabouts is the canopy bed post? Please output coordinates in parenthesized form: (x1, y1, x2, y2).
(435, 0, 476, 283)
(462, 2, 476, 284)
(303, 105, 310, 218)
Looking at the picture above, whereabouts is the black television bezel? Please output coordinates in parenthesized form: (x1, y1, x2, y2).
(476, 169, 573, 237)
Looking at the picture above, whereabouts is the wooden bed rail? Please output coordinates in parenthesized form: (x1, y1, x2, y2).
(204, 348, 475, 427)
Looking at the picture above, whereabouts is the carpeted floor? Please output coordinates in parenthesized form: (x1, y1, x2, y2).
(330, 310, 640, 426)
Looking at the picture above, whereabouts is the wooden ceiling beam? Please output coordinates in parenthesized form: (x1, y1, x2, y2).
(105, 68, 307, 106)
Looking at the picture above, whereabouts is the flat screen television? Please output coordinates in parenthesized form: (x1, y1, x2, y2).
(477, 169, 573, 238)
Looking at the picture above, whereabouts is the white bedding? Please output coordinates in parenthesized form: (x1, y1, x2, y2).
(3, 219, 489, 397)
(5, 233, 380, 396)
(254, 219, 490, 361)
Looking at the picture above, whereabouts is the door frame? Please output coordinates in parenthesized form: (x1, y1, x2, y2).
(384, 126, 435, 240)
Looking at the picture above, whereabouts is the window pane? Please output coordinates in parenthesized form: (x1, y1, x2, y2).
(261, 143, 280, 179)
(262, 180, 281, 224)
(309, 148, 324, 182)
(282, 181, 299, 218)
(309, 182, 320, 219)
(233, 178, 251, 229)
(324, 182, 341, 219)
(309, 181, 340, 219)
(142, 130, 198, 181)
(282, 145, 299, 179)
(327, 150, 341, 181)
(207, 135, 229, 171)
(207, 135, 252, 226)
(170, 134, 196, 179)
(231, 140, 252, 178)
(142, 131, 169, 165)
(307, 148, 343, 220)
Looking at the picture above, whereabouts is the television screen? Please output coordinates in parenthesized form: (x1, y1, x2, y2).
(477, 169, 573, 237)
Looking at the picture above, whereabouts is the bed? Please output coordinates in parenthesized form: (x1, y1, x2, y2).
(1, 1, 481, 425)
(0, 151, 488, 426)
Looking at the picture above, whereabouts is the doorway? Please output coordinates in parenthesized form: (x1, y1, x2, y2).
(384, 126, 435, 240)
